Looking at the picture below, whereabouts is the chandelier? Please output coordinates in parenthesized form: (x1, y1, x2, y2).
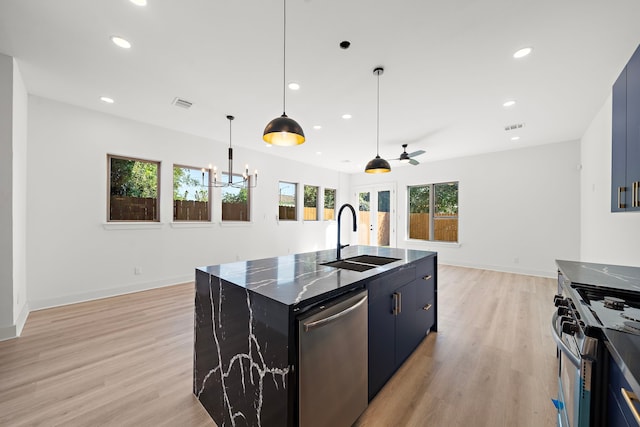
(204, 115, 257, 188)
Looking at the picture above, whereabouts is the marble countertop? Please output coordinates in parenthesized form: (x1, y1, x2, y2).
(198, 246, 436, 307)
(556, 260, 640, 292)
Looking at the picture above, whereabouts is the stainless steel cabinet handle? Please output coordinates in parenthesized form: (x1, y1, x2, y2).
(398, 292, 402, 315)
(621, 388, 640, 425)
(423, 275, 432, 281)
(303, 295, 368, 332)
(392, 293, 399, 315)
(619, 186, 626, 209)
(634, 181, 640, 207)
(423, 303, 432, 311)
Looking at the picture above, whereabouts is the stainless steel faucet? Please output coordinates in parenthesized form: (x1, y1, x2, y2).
(337, 203, 357, 260)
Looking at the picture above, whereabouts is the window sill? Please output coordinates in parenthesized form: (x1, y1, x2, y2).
(220, 221, 253, 227)
(170, 222, 214, 229)
(103, 222, 164, 231)
(405, 239, 461, 248)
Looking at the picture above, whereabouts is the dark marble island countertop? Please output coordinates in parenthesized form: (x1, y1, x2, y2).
(194, 245, 437, 426)
(197, 245, 436, 307)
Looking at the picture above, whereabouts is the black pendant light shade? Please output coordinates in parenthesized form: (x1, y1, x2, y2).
(263, 0, 305, 146)
(365, 66, 391, 174)
(365, 155, 391, 173)
(263, 114, 305, 146)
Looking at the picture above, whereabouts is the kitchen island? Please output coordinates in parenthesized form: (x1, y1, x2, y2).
(193, 245, 437, 427)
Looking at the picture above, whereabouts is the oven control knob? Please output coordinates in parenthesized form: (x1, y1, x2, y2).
(554, 295, 568, 307)
(557, 307, 570, 316)
(562, 320, 579, 336)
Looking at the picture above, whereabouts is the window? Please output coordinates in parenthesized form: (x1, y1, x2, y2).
(108, 155, 160, 221)
(173, 165, 210, 221)
(221, 173, 251, 221)
(408, 181, 458, 242)
(324, 188, 336, 220)
(279, 181, 297, 220)
(303, 185, 319, 220)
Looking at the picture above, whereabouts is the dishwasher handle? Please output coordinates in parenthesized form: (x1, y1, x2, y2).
(303, 294, 368, 332)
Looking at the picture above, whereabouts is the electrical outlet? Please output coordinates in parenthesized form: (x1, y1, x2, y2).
(513, 257, 520, 264)
(134, 267, 142, 275)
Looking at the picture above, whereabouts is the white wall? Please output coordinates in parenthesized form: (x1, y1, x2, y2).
(12, 59, 28, 333)
(350, 141, 582, 277)
(0, 54, 14, 331)
(0, 54, 28, 340)
(580, 95, 640, 266)
(27, 96, 348, 310)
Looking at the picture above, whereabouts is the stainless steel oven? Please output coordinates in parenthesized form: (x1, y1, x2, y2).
(552, 272, 607, 427)
(551, 310, 598, 427)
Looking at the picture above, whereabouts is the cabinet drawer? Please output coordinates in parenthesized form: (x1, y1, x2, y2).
(415, 297, 436, 335)
(415, 257, 435, 282)
(416, 275, 435, 307)
(368, 267, 415, 302)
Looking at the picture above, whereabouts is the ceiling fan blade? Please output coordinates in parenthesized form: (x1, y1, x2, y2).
(407, 150, 425, 157)
(409, 159, 419, 165)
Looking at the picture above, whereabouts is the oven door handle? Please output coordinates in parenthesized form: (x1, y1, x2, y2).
(551, 312, 581, 368)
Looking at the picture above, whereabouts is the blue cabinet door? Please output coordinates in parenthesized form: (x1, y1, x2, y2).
(627, 46, 640, 211)
(608, 355, 640, 427)
(612, 67, 628, 211)
(368, 293, 396, 400)
(395, 280, 419, 366)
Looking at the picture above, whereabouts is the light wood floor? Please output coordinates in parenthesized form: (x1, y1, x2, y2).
(0, 265, 557, 427)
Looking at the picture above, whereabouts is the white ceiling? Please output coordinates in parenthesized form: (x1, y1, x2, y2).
(1, 0, 640, 173)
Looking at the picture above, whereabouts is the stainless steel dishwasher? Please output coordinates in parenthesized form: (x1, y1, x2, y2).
(298, 289, 368, 427)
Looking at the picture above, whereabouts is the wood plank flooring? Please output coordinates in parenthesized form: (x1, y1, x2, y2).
(0, 265, 558, 426)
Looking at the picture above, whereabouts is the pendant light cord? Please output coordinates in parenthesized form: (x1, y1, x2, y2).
(376, 70, 380, 156)
(282, 0, 287, 115)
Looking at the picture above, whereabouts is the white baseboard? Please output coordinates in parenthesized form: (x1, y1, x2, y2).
(0, 301, 30, 342)
(439, 260, 556, 279)
(28, 275, 194, 312)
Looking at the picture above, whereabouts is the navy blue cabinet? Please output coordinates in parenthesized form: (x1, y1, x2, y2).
(608, 355, 640, 427)
(367, 256, 437, 400)
(612, 44, 640, 212)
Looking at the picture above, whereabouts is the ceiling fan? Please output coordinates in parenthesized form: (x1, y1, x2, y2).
(393, 144, 425, 165)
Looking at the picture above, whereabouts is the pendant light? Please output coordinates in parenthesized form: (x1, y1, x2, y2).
(365, 67, 391, 174)
(205, 115, 257, 188)
(263, 0, 305, 146)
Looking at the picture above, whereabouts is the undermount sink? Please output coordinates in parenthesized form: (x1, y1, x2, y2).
(321, 260, 377, 272)
(344, 255, 400, 266)
(321, 255, 401, 272)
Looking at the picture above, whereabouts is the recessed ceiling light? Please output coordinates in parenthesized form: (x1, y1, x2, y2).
(265, 143, 272, 148)
(111, 36, 132, 49)
(503, 100, 516, 107)
(100, 96, 114, 104)
(316, 151, 322, 155)
(313, 125, 322, 130)
(513, 47, 532, 59)
(342, 114, 352, 119)
(288, 82, 300, 90)
(511, 136, 521, 141)
(129, 0, 147, 6)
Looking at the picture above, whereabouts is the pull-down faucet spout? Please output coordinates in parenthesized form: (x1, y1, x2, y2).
(337, 203, 357, 260)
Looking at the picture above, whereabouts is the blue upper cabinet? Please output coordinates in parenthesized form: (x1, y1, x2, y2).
(612, 68, 627, 211)
(627, 47, 640, 211)
(612, 44, 640, 212)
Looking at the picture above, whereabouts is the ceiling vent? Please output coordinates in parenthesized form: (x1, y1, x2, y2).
(504, 123, 525, 131)
(172, 97, 193, 109)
